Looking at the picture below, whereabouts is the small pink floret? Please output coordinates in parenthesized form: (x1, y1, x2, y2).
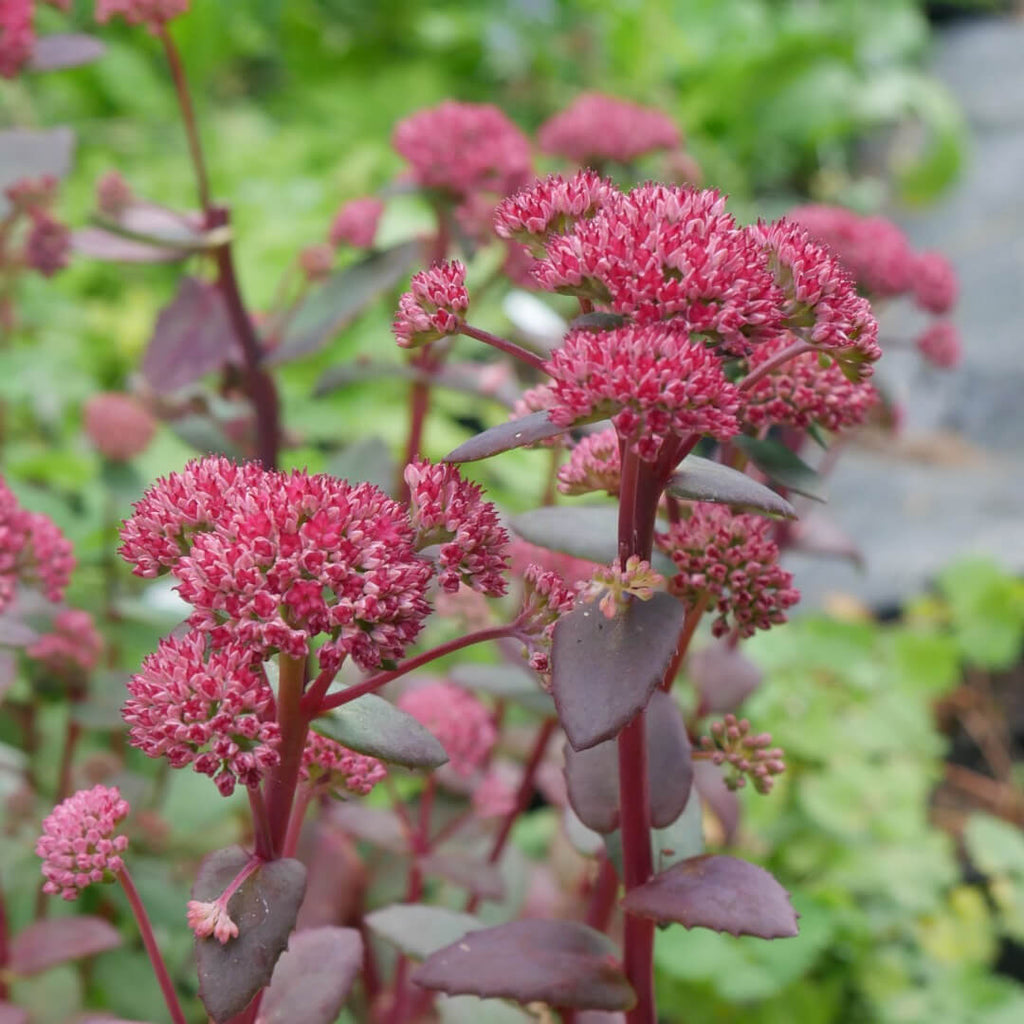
(329, 197, 384, 249)
(392, 260, 469, 348)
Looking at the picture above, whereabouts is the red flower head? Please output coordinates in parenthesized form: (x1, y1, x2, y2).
(392, 260, 469, 349)
(124, 631, 280, 796)
(748, 219, 881, 375)
(329, 197, 384, 249)
(741, 337, 878, 433)
(533, 183, 784, 355)
(0, 0, 33, 79)
(915, 320, 962, 369)
(493, 170, 617, 256)
(28, 608, 103, 678)
(557, 428, 622, 497)
(94, 0, 189, 28)
(541, 323, 742, 462)
(912, 250, 958, 315)
(657, 504, 799, 638)
(398, 681, 496, 777)
(392, 101, 532, 200)
(404, 460, 510, 597)
(300, 732, 386, 796)
(36, 785, 129, 900)
(84, 392, 156, 461)
(24, 210, 70, 278)
(538, 93, 681, 166)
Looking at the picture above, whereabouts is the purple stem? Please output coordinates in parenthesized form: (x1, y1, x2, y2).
(458, 323, 548, 372)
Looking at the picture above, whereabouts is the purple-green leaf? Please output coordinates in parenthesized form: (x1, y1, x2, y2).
(73, 227, 188, 263)
(141, 277, 238, 395)
(552, 592, 686, 751)
(412, 919, 635, 1011)
(620, 854, 799, 938)
(563, 690, 692, 833)
(257, 926, 362, 1024)
(0, 128, 75, 217)
(312, 691, 448, 769)
(366, 904, 485, 961)
(418, 852, 505, 900)
(8, 916, 121, 976)
(29, 34, 106, 72)
(443, 412, 574, 464)
(688, 640, 763, 715)
(267, 240, 423, 365)
(733, 436, 826, 502)
(667, 456, 797, 519)
(194, 847, 307, 1023)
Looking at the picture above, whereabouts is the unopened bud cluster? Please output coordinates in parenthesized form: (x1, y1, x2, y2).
(699, 714, 785, 794)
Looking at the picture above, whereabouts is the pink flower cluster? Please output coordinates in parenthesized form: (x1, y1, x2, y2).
(741, 337, 879, 433)
(538, 93, 682, 166)
(472, 763, 518, 819)
(404, 460, 509, 596)
(300, 732, 387, 796)
(398, 681, 496, 777)
(657, 504, 799, 638)
(0, 0, 33, 79)
(915, 320, 962, 369)
(36, 785, 129, 900)
(95, 170, 134, 218)
(393, 260, 469, 348)
(121, 457, 436, 674)
(28, 608, 103, 677)
(544, 324, 742, 461)
(699, 714, 786, 794)
(393, 101, 532, 201)
(0, 476, 75, 612)
(493, 170, 616, 255)
(84, 392, 156, 461)
(1, 175, 70, 279)
(557, 429, 622, 497)
(329, 197, 384, 249)
(513, 564, 579, 675)
(124, 631, 280, 795)
(95, 0, 190, 28)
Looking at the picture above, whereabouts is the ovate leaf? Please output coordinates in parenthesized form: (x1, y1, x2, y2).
(29, 34, 106, 72)
(8, 917, 121, 976)
(733, 436, 826, 502)
(667, 456, 797, 518)
(366, 904, 485, 961)
(444, 412, 574, 464)
(687, 640, 763, 715)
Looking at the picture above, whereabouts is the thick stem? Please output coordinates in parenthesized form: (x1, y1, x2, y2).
(247, 786, 274, 857)
(207, 205, 280, 470)
(117, 867, 188, 1024)
(315, 626, 515, 714)
(458, 323, 548, 372)
(157, 27, 212, 213)
(262, 654, 309, 858)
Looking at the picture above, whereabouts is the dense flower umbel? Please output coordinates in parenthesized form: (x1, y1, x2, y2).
(557, 428, 622, 497)
(748, 219, 881, 372)
(533, 183, 784, 354)
(36, 785, 130, 900)
(94, 0, 190, 28)
(699, 714, 786, 794)
(392, 101, 532, 200)
(84, 392, 157, 461)
(543, 324, 742, 461)
(24, 210, 71, 276)
(0, 477, 75, 611)
(28, 608, 103, 677)
(329, 197, 384, 249)
(392, 260, 469, 349)
(0, 0, 33, 78)
(404, 461, 509, 596)
(538, 93, 682, 166)
(300, 732, 386, 796)
(911, 251, 958, 315)
(493, 170, 617, 256)
(915, 320, 962, 369)
(513, 564, 578, 675)
(124, 631, 280, 796)
(398, 682, 497, 777)
(657, 504, 799, 638)
(741, 337, 878, 433)
(121, 458, 517, 673)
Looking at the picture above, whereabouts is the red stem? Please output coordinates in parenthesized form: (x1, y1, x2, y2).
(458, 323, 548, 372)
(585, 853, 620, 934)
(659, 593, 709, 693)
(315, 626, 515, 714)
(117, 867, 188, 1024)
(55, 716, 81, 805)
(738, 339, 815, 393)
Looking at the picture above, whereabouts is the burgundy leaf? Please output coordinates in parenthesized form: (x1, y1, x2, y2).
(563, 690, 693, 832)
(329, 803, 409, 854)
(418, 852, 505, 900)
(693, 761, 739, 845)
(255, 926, 362, 1024)
(789, 510, 863, 566)
(688, 640, 763, 715)
(312, 692, 448, 769)
(0, 128, 75, 216)
(366, 904, 485, 961)
(72, 227, 187, 263)
(620, 854, 799, 938)
(8, 916, 121, 976)
(194, 847, 307, 1023)
(412, 919, 635, 1011)
(552, 592, 686, 751)
(733, 436, 826, 502)
(0, 1005, 29, 1024)
(29, 34, 106, 72)
(267, 240, 423, 365)
(667, 456, 796, 519)
(443, 412, 574, 464)
(141, 277, 238, 394)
